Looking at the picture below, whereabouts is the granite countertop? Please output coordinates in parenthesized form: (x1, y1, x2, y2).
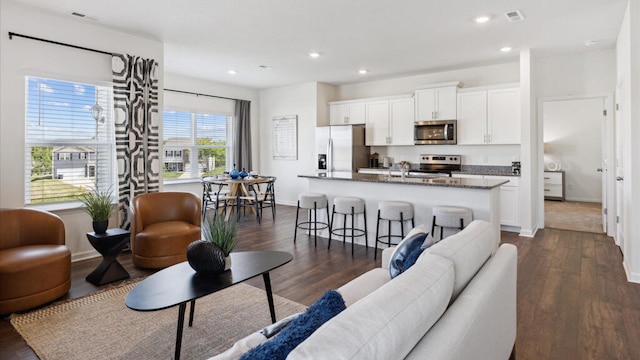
(359, 165, 520, 177)
(298, 172, 508, 190)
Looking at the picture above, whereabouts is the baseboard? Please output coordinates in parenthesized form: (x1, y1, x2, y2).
(518, 226, 537, 238)
(72, 250, 100, 262)
(623, 261, 640, 284)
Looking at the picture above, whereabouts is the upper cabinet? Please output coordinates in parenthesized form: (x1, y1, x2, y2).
(365, 96, 414, 146)
(457, 85, 521, 145)
(329, 101, 366, 125)
(414, 82, 460, 121)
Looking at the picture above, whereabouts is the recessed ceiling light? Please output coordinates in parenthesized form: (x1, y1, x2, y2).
(227, 70, 237, 75)
(584, 40, 596, 47)
(358, 69, 368, 75)
(308, 52, 320, 58)
(474, 16, 490, 23)
(500, 46, 513, 52)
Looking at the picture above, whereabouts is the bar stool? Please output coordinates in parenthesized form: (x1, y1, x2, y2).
(375, 201, 414, 260)
(431, 206, 473, 241)
(294, 193, 330, 246)
(328, 197, 368, 257)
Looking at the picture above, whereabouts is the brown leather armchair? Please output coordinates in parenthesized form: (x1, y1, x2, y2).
(130, 192, 202, 269)
(0, 208, 71, 314)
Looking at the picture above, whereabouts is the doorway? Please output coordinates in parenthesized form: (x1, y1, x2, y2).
(540, 96, 612, 234)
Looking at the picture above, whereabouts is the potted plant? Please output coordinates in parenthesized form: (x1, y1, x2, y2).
(79, 186, 113, 234)
(187, 217, 238, 274)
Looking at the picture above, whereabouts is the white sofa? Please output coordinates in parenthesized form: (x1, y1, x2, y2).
(288, 219, 517, 360)
(212, 220, 517, 360)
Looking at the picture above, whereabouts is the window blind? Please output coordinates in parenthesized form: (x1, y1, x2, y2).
(24, 76, 116, 205)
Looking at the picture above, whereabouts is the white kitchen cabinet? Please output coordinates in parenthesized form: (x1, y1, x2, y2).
(487, 175, 520, 227)
(456, 91, 487, 145)
(543, 171, 565, 201)
(457, 85, 521, 145)
(329, 101, 366, 125)
(365, 100, 390, 146)
(415, 85, 458, 121)
(488, 88, 521, 144)
(389, 97, 415, 145)
(365, 96, 414, 146)
(452, 173, 521, 227)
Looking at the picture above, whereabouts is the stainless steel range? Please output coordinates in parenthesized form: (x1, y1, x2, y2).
(414, 154, 461, 176)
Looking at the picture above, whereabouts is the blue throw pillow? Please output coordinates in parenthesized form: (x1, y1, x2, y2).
(401, 246, 426, 273)
(389, 231, 428, 278)
(240, 290, 346, 360)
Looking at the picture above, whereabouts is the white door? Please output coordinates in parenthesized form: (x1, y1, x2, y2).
(615, 85, 624, 248)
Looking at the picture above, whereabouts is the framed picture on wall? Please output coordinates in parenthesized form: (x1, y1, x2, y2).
(272, 115, 297, 160)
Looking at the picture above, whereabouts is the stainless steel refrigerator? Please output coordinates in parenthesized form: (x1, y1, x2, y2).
(315, 125, 369, 172)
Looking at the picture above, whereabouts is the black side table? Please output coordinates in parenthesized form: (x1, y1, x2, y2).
(86, 228, 131, 286)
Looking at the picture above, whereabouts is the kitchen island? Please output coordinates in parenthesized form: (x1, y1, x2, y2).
(298, 172, 508, 247)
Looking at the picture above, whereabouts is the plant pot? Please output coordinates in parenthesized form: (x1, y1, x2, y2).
(92, 220, 109, 234)
(186, 240, 226, 274)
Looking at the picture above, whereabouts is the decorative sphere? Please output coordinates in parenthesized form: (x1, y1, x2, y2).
(186, 240, 226, 274)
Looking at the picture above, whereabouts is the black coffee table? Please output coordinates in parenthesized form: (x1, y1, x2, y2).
(125, 251, 293, 360)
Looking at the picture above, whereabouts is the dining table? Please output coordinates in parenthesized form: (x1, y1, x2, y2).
(204, 176, 269, 221)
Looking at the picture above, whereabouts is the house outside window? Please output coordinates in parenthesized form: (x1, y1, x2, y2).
(163, 110, 232, 181)
(25, 76, 116, 205)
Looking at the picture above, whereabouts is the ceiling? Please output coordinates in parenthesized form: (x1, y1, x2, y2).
(12, 0, 628, 89)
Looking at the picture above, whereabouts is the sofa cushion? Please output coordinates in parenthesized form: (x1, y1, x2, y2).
(240, 290, 346, 360)
(425, 220, 497, 301)
(287, 253, 455, 360)
(338, 268, 390, 307)
(388, 225, 430, 278)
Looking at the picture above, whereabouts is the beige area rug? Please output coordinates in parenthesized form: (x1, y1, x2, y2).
(545, 200, 604, 234)
(10, 281, 306, 360)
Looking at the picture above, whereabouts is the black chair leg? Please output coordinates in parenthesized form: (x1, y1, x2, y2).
(351, 207, 355, 257)
(293, 201, 300, 243)
(400, 212, 405, 238)
(363, 208, 368, 249)
(375, 209, 381, 260)
(328, 205, 335, 249)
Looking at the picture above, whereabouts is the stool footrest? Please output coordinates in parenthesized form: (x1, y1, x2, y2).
(296, 221, 330, 231)
(330, 227, 366, 238)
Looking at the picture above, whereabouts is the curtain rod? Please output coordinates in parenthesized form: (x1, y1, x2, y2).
(164, 88, 248, 103)
(8, 31, 113, 56)
(8, 32, 249, 103)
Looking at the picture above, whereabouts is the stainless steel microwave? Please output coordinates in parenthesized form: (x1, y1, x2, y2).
(414, 120, 457, 145)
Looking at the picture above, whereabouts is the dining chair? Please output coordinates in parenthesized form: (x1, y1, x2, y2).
(256, 176, 276, 221)
(201, 177, 234, 221)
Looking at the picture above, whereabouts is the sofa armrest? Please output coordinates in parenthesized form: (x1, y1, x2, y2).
(380, 247, 395, 270)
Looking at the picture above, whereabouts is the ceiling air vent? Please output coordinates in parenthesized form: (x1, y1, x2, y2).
(505, 10, 525, 22)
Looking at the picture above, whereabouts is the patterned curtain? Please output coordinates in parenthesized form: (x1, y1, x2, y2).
(112, 54, 160, 229)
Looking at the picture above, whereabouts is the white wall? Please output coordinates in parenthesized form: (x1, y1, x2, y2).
(536, 49, 617, 98)
(259, 82, 322, 205)
(0, 1, 163, 260)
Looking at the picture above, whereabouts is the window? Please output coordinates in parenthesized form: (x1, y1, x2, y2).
(25, 76, 116, 205)
(163, 110, 232, 181)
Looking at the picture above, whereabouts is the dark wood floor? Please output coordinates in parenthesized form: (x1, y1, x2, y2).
(2, 204, 639, 360)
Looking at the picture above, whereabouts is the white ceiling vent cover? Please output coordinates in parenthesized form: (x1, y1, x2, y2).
(505, 10, 525, 22)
